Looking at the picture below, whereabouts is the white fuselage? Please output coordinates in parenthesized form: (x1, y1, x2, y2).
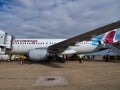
(10, 39, 100, 55)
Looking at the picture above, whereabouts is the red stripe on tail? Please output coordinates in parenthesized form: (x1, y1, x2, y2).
(105, 30, 116, 44)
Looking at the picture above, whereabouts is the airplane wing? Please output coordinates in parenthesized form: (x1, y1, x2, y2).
(48, 21, 120, 54)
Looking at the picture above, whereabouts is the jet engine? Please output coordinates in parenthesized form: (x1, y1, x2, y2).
(28, 49, 48, 61)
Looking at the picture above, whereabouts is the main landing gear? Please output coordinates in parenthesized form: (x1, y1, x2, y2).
(48, 54, 66, 63)
(57, 57, 66, 63)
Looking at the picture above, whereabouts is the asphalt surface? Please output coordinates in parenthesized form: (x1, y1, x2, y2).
(0, 59, 120, 90)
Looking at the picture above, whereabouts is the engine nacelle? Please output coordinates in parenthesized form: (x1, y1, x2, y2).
(28, 49, 48, 61)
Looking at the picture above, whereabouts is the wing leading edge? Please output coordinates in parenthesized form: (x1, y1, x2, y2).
(48, 21, 120, 54)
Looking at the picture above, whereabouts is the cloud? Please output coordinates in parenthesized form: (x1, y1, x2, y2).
(0, 0, 120, 39)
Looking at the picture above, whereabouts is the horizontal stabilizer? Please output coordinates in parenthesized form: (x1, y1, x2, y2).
(106, 44, 120, 55)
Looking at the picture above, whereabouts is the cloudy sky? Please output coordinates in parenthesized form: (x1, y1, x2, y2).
(0, 0, 120, 39)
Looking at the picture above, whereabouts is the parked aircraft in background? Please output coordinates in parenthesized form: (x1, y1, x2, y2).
(0, 21, 120, 63)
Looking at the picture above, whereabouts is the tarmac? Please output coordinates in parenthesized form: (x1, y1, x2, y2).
(0, 59, 120, 90)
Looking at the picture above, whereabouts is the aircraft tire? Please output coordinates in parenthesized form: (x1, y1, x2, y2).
(60, 58, 66, 63)
(57, 57, 66, 63)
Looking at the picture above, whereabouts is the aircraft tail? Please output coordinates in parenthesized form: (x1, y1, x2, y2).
(101, 29, 117, 44)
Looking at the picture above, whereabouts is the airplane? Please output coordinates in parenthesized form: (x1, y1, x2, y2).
(6, 30, 116, 61)
(0, 21, 120, 63)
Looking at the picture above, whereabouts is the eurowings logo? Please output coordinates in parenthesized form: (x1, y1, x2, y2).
(14, 40, 38, 43)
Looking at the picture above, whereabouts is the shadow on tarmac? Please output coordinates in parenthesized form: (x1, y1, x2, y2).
(23, 60, 64, 68)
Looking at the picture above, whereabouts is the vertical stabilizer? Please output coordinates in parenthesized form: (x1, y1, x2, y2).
(101, 29, 117, 44)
